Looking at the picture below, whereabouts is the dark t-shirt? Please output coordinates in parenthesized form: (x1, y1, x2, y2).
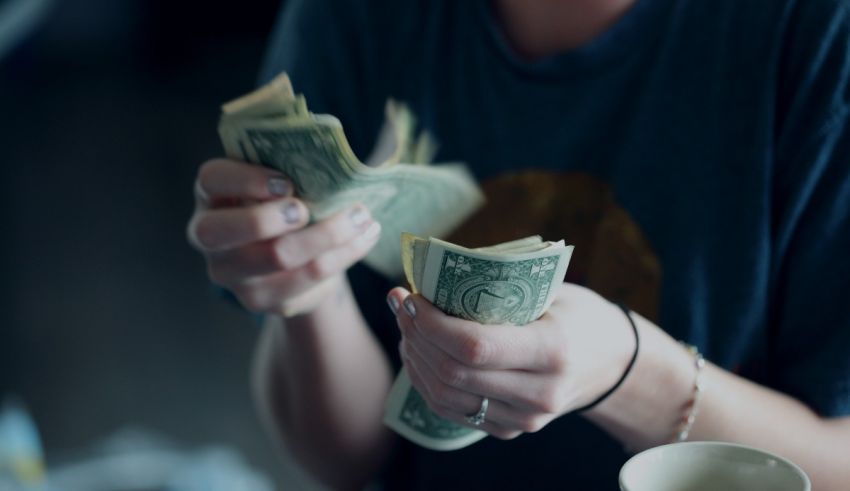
(260, 0, 850, 488)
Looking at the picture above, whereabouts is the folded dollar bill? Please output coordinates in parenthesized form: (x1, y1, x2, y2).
(384, 234, 574, 451)
(217, 73, 484, 279)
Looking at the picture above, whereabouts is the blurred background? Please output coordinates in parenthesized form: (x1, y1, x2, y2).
(0, 0, 313, 487)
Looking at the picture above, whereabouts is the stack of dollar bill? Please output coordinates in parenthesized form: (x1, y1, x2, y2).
(217, 73, 484, 279)
(384, 233, 574, 451)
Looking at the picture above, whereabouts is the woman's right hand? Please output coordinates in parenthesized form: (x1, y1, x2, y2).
(186, 158, 382, 317)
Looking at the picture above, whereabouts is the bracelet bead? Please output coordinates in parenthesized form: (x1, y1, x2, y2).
(672, 343, 705, 442)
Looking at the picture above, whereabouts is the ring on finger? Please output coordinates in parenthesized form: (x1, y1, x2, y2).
(465, 396, 489, 426)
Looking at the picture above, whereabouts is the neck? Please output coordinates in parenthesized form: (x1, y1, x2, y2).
(492, 0, 638, 60)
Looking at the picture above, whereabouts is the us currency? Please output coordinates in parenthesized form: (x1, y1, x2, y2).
(217, 73, 483, 280)
(384, 234, 574, 451)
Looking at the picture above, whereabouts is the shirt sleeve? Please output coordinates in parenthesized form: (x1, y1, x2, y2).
(769, 0, 850, 417)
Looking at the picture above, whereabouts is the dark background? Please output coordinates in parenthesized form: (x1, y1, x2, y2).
(0, 0, 314, 487)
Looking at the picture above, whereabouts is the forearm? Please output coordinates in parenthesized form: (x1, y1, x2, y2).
(252, 276, 395, 490)
(585, 311, 850, 491)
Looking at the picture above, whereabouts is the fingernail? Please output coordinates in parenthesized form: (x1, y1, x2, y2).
(403, 297, 417, 318)
(268, 177, 290, 197)
(282, 202, 301, 224)
(349, 206, 370, 228)
(362, 221, 381, 240)
(387, 295, 399, 315)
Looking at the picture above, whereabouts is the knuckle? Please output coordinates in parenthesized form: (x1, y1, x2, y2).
(272, 236, 297, 270)
(197, 159, 226, 191)
(186, 216, 201, 247)
(491, 429, 522, 441)
(318, 218, 349, 247)
(428, 401, 453, 420)
(304, 255, 335, 282)
(519, 416, 547, 433)
(268, 244, 290, 271)
(234, 287, 266, 313)
(458, 335, 492, 367)
(534, 387, 564, 414)
(278, 297, 302, 317)
(547, 347, 569, 373)
(197, 159, 218, 183)
(190, 215, 218, 250)
(429, 384, 451, 407)
(206, 262, 227, 286)
(437, 359, 466, 388)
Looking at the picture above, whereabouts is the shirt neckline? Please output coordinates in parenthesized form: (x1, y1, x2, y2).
(476, 0, 674, 80)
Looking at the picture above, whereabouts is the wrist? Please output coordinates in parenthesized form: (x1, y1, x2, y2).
(278, 274, 349, 321)
(574, 303, 639, 412)
(583, 313, 694, 450)
(670, 343, 706, 442)
(270, 274, 364, 353)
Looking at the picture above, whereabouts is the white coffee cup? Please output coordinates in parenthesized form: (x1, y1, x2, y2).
(619, 441, 810, 491)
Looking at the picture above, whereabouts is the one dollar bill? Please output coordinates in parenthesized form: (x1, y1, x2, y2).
(217, 73, 484, 279)
(384, 234, 573, 451)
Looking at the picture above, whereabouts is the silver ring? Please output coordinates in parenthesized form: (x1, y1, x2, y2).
(465, 397, 489, 426)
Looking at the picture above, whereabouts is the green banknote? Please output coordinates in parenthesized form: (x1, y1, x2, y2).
(217, 73, 484, 279)
(385, 234, 573, 451)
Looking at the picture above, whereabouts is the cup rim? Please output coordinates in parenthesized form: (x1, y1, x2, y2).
(618, 440, 811, 491)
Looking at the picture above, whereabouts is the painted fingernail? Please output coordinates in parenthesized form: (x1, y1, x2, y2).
(282, 202, 301, 224)
(387, 295, 399, 315)
(403, 297, 417, 318)
(268, 177, 290, 197)
(349, 206, 370, 228)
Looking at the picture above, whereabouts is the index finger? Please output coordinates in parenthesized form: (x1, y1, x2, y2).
(196, 158, 290, 205)
(399, 293, 555, 371)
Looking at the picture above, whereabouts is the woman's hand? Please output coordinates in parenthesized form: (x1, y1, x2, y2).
(187, 158, 381, 317)
(388, 283, 636, 439)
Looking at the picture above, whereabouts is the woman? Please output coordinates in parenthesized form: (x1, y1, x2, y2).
(187, 0, 850, 489)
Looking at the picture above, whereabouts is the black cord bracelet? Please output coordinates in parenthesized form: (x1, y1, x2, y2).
(575, 303, 640, 413)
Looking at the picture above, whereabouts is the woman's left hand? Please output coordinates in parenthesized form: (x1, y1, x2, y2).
(387, 282, 636, 440)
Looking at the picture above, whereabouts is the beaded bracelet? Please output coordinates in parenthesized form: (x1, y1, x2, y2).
(672, 343, 706, 442)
